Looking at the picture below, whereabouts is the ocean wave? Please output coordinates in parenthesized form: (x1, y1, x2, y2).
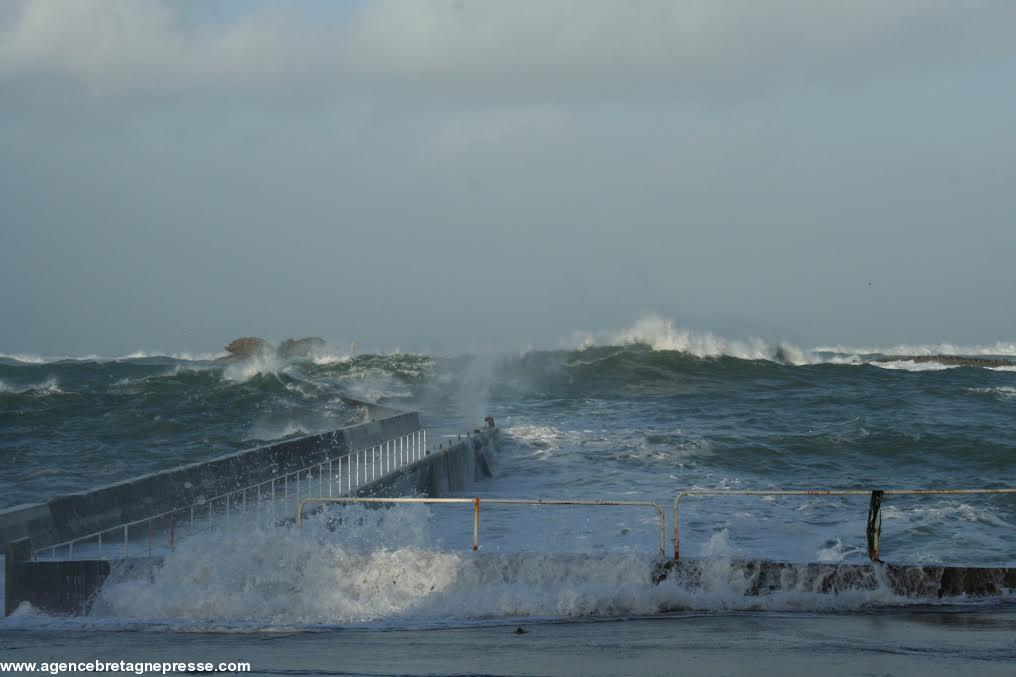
(814, 341, 1016, 358)
(0, 376, 64, 396)
(566, 316, 817, 365)
(0, 351, 223, 364)
(968, 386, 1016, 400)
(870, 360, 959, 372)
(558, 316, 1016, 371)
(221, 351, 291, 383)
(78, 512, 1006, 630)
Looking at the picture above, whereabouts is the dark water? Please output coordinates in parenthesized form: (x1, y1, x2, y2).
(2, 338, 1016, 627)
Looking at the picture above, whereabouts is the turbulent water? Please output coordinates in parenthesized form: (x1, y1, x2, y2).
(3, 319, 1016, 629)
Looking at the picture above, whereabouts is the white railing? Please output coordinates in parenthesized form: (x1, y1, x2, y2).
(35, 429, 428, 560)
(672, 487, 1016, 561)
(297, 496, 667, 557)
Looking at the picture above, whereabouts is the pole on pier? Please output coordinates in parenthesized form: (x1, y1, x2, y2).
(866, 490, 883, 562)
(472, 498, 480, 551)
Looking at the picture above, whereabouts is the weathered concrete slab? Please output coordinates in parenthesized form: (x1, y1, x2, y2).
(652, 558, 1016, 599)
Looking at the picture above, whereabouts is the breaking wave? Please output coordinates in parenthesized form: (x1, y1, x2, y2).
(71, 510, 1010, 631)
(567, 316, 817, 365)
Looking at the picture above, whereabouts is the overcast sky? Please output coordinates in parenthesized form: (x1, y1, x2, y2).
(2, 0, 1015, 355)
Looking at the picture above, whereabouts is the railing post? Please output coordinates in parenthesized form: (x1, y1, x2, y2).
(169, 513, 176, 551)
(472, 497, 480, 551)
(867, 490, 884, 562)
(673, 495, 681, 561)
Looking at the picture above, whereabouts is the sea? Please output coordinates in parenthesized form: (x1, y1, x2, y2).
(2, 317, 1015, 674)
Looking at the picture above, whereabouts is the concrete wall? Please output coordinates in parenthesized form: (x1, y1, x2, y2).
(4, 424, 500, 616)
(360, 428, 499, 498)
(0, 411, 419, 550)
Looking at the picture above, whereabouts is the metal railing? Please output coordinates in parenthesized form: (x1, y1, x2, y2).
(672, 487, 1016, 561)
(34, 429, 427, 560)
(297, 497, 667, 557)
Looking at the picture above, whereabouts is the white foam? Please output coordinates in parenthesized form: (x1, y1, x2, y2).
(968, 386, 1016, 400)
(567, 316, 818, 365)
(816, 538, 866, 563)
(870, 360, 958, 372)
(814, 341, 1016, 357)
(0, 377, 63, 395)
(222, 351, 289, 382)
(78, 502, 1002, 632)
(0, 352, 47, 364)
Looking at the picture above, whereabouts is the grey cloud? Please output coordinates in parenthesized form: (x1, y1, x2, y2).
(2, 0, 1015, 103)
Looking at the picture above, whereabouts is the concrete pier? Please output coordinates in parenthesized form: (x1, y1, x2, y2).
(3, 421, 500, 616)
(652, 558, 1016, 599)
(0, 407, 419, 550)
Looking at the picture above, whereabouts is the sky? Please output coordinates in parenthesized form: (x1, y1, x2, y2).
(1, 0, 1015, 356)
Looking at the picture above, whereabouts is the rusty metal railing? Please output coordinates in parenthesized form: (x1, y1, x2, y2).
(297, 497, 667, 557)
(672, 488, 1016, 561)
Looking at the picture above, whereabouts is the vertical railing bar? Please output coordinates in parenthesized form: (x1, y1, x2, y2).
(472, 498, 480, 551)
(147, 518, 153, 557)
(123, 525, 128, 559)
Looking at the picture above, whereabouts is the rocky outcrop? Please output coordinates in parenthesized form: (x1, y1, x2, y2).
(223, 337, 271, 359)
(278, 337, 326, 358)
(217, 337, 327, 362)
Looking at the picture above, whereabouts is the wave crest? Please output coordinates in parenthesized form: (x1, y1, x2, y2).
(567, 316, 816, 365)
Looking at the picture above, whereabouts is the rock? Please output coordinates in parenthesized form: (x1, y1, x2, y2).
(278, 337, 326, 359)
(224, 337, 271, 358)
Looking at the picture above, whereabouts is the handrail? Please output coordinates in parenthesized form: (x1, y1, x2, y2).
(672, 488, 1016, 561)
(35, 428, 427, 560)
(297, 497, 667, 557)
